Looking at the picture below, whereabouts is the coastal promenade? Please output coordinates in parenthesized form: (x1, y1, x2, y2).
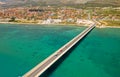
(23, 24, 95, 77)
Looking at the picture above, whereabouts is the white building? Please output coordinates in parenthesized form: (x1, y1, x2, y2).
(42, 19, 62, 24)
(76, 19, 94, 26)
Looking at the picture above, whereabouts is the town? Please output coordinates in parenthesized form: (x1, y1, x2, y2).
(0, 6, 120, 27)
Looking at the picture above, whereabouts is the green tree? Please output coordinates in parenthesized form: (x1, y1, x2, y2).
(9, 16, 16, 22)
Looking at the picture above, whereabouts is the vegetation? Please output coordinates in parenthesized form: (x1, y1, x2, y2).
(9, 16, 16, 22)
(96, 8, 120, 15)
(103, 20, 120, 26)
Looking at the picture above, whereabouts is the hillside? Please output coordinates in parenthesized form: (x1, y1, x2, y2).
(86, 0, 120, 7)
(0, 0, 120, 8)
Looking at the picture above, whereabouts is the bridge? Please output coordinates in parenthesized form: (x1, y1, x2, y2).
(23, 24, 95, 77)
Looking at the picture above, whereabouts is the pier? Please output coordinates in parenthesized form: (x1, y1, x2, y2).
(23, 24, 95, 77)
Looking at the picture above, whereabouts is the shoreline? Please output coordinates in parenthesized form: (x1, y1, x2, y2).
(0, 22, 89, 27)
(96, 25, 120, 28)
(0, 22, 120, 28)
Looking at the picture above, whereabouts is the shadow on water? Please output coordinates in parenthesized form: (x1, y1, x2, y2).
(39, 28, 94, 77)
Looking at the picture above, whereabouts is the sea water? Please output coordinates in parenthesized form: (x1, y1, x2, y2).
(0, 24, 120, 77)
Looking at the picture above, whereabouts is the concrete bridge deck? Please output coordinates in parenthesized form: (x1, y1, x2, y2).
(23, 24, 95, 77)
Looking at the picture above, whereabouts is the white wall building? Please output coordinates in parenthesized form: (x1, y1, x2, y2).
(42, 18, 62, 24)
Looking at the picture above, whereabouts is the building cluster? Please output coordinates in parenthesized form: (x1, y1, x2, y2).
(91, 7, 120, 21)
(0, 6, 91, 24)
(0, 6, 118, 25)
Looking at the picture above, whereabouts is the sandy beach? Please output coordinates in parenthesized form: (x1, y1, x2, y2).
(0, 20, 120, 28)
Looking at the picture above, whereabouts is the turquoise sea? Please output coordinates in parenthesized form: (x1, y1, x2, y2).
(0, 24, 120, 77)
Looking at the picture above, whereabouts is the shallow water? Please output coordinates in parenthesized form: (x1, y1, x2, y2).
(49, 28, 120, 77)
(0, 24, 120, 77)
